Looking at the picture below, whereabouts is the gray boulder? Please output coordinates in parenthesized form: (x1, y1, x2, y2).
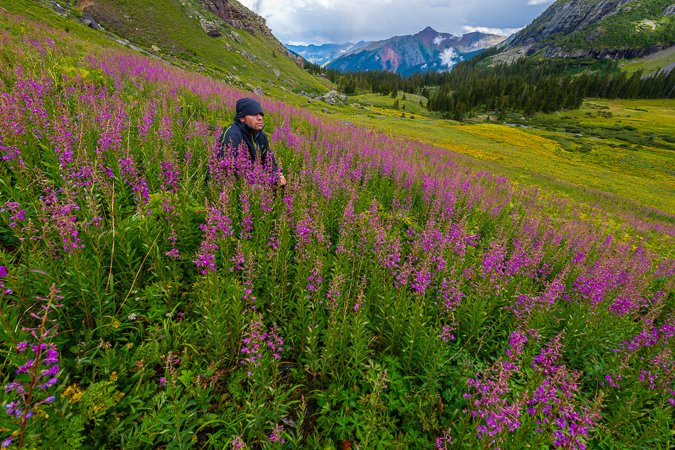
(664, 4, 675, 16)
(200, 19, 222, 37)
(78, 12, 101, 30)
(320, 90, 347, 105)
(240, 50, 257, 62)
(231, 31, 245, 44)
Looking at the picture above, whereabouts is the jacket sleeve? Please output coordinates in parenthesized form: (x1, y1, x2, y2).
(217, 126, 241, 158)
(260, 134, 279, 173)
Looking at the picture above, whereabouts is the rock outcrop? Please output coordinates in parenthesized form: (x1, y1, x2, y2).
(200, 19, 222, 37)
(497, 0, 675, 64)
(240, 50, 257, 62)
(319, 90, 347, 106)
(78, 12, 102, 30)
(230, 31, 245, 45)
(508, 0, 634, 48)
(543, 45, 664, 60)
(198, 0, 273, 37)
(197, 0, 303, 66)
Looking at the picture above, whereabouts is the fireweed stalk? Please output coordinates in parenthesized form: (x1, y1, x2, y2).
(160, 351, 183, 447)
(240, 313, 285, 441)
(601, 314, 675, 443)
(362, 368, 389, 449)
(320, 272, 346, 379)
(464, 330, 602, 449)
(3, 284, 62, 449)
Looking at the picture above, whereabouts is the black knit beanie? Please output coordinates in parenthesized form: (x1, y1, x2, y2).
(235, 98, 264, 119)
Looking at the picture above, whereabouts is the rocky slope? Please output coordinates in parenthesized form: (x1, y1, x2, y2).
(18, 0, 327, 96)
(495, 0, 675, 63)
(78, 0, 302, 66)
(326, 27, 506, 75)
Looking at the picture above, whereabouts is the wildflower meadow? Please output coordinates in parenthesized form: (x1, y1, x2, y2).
(1, 11, 675, 450)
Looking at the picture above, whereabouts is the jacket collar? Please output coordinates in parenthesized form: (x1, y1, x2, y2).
(234, 119, 265, 138)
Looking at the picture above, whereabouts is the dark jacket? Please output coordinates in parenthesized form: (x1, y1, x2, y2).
(217, 120, 278, 172)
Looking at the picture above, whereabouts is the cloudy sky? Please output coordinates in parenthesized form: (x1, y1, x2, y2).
(238, 0, 557, 45)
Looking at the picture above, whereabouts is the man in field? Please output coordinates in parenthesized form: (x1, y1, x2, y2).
(217, 97, 286, 186)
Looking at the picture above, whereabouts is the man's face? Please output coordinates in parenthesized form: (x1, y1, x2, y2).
(240, 113, 264, 131)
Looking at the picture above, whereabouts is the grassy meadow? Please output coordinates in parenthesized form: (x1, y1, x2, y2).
(0, 5, 675, 450)
(329, 95, 675, 218)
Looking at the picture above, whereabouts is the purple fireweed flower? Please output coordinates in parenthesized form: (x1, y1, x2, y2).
(326, 273, 345, 310)
(466, 331, 599, 448)
(0, 265, 11, 297)
(441, 325, 455, 342)
(193, 195, 233, 274)
(241, 314, 284, 376)
(5, 286, 63, 442)
(165, 224, 181, 259)
(269, 424, 284, 443)
(604, 315, 675, 400)
(160, 352, 180, 388)
(435, 429, 452, 450)
(231, 435, 247, 449)
(306, 259, 323, 301)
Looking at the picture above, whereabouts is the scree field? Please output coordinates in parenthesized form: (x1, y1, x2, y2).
(0, 8, 674, 450)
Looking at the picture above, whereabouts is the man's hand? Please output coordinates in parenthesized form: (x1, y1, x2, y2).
(278, 173, 287, 187)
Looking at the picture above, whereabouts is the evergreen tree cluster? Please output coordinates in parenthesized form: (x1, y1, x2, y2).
(309, 47, 675, 120)
(427, 65, 675, 119)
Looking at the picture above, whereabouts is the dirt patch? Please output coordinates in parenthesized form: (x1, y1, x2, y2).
(77, 0, 94, 9)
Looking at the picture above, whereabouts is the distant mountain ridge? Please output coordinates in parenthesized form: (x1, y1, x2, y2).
(494, 0, 675, 64)
(286, 42, 371, 66)
(325, 27, 507, 75)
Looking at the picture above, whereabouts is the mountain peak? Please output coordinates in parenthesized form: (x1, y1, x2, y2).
(415, 26, 438, 38)
(327, 27, 506, 75)
(414, 26, 440, 45)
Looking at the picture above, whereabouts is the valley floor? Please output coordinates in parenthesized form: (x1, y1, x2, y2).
(331, 96, 675, 217)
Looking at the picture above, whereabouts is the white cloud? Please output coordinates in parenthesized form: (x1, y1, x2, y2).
(439, 47, 461, 68)
(237, 0, 550, 45)
(433, 35, 444, 45)
(463, 25, 524, 36)
(286, 40, 312, 46)
(527, 0, 555, 4)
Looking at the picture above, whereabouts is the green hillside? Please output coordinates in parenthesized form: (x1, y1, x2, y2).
(549, 0, 675, 52)
(492, 0, 675, 75)
(2, 0, 327, 97)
